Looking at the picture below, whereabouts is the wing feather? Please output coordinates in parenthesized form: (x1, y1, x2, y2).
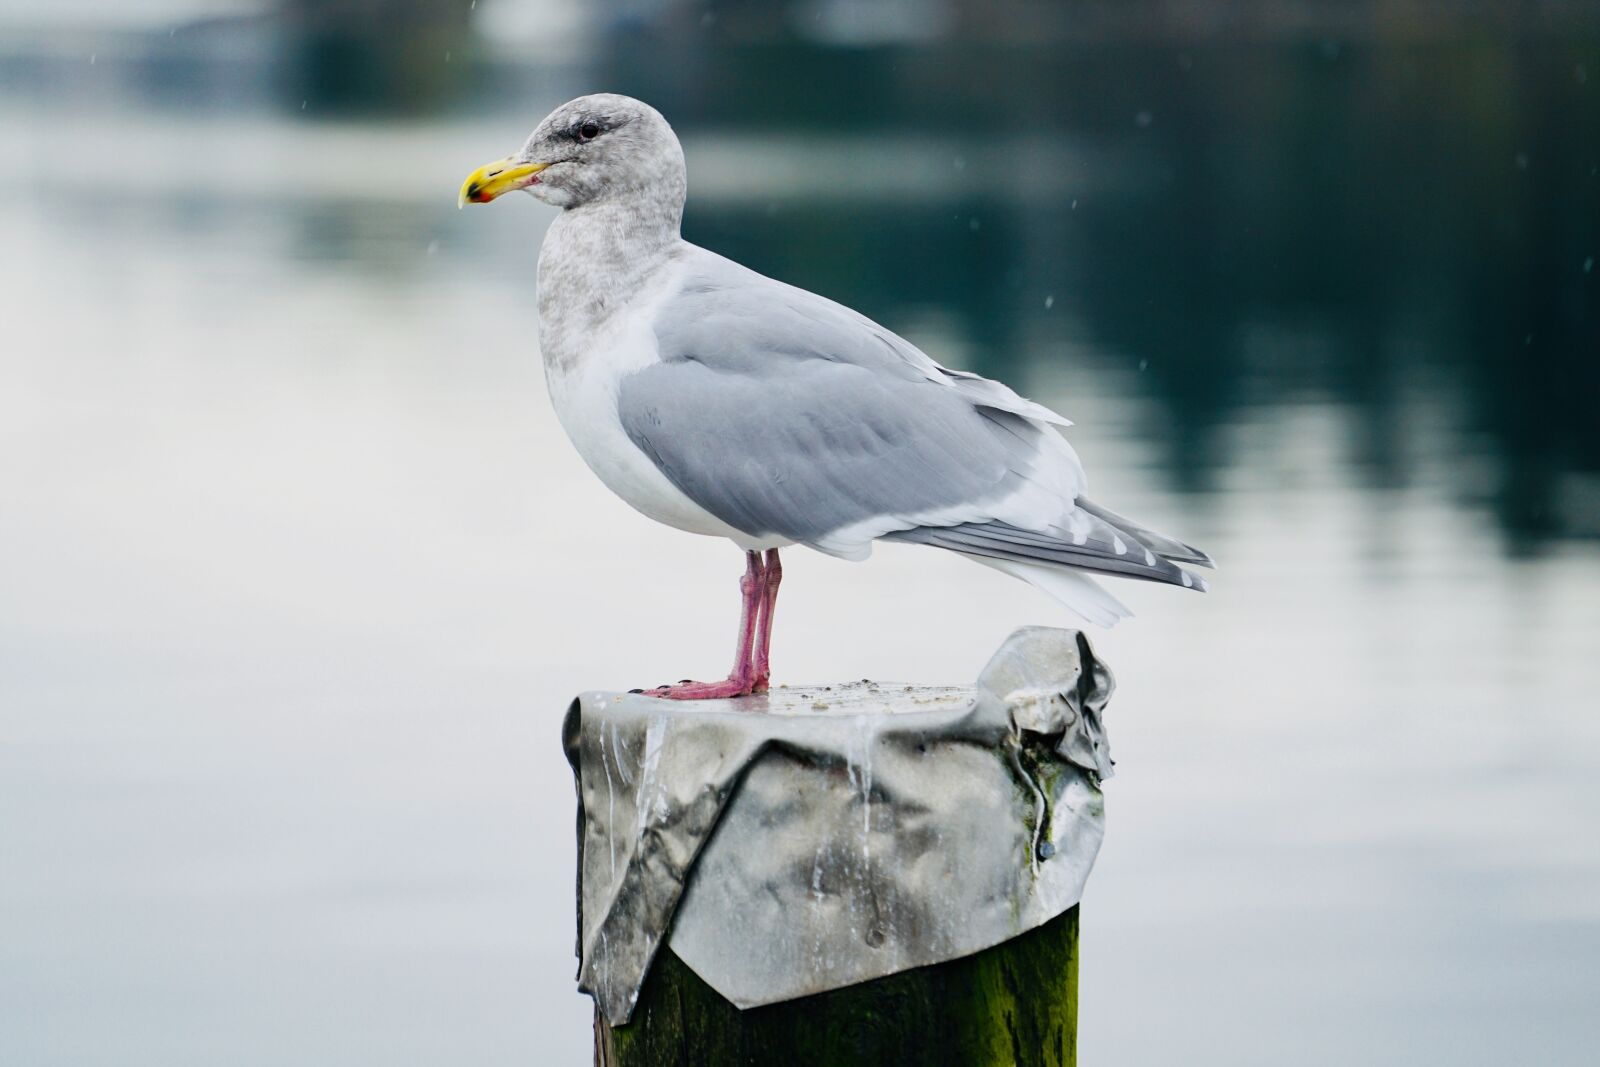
(616, 245, 1212, 594)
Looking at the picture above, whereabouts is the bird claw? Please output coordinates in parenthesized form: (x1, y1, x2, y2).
(643, 675, 758, 700)
(647, 679, 697, 691)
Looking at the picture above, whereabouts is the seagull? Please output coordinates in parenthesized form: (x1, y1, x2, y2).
(460, 94, 1211, 700)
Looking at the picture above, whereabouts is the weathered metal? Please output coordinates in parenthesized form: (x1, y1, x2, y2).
(564, 626, 1113, 1027)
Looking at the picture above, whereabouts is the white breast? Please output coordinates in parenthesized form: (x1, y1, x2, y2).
(541, 256, 780, 548)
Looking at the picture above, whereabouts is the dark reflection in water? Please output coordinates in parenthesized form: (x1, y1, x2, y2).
(610, 34, 1600, 549)
(7, 16, 1594, 552)
(278, 0, 477, 114)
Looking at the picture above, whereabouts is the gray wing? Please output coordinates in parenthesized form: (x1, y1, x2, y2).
(618, 248, 1201, 587)
(619, 331, 1043, 548)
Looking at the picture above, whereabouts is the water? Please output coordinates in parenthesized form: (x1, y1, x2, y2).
(2, 18, 1598, 1066)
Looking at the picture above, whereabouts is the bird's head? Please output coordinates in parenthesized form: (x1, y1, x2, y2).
(458, 93, 685, 212)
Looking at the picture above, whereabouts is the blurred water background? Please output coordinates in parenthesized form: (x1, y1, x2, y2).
(2, 1, 1598, 1064)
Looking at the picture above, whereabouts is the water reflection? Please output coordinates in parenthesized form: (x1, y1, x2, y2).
(633, 36, 1600, 545)
(277, 0, 477, 115)
(1, 9, 1597, 1067)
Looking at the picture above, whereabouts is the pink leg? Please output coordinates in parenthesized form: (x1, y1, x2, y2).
(751, 549, 783, 693)
(648, 551, 764, 700)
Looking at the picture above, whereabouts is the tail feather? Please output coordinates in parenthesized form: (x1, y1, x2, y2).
(1076, 497, 1214, 569)
(887, 519, 1207, 590)
(967, 556, 1134, 628)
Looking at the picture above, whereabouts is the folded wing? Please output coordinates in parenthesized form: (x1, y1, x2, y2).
(617, 247, 1209, 623)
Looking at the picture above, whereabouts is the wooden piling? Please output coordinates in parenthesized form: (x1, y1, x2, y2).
(594, 905, 1079, 1067)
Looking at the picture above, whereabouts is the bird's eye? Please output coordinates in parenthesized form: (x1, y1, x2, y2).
(577, 121, 602, 142)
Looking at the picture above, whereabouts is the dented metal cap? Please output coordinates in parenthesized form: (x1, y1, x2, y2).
(564, 626, 1113, 1025)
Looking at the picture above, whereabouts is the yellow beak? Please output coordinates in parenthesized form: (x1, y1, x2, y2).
(458, 158, 549, 208)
